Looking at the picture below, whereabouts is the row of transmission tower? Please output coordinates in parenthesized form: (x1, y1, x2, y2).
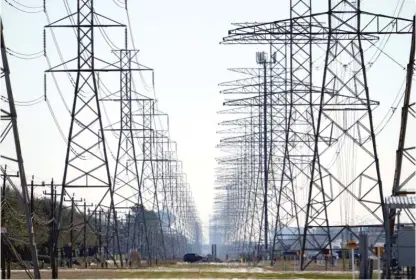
(213, 0, 415, 273)
(1, 0, 202, 278)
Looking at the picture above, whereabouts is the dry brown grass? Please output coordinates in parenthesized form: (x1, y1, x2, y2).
(11, 269, 358, 279)
(10, 260, 363, 279)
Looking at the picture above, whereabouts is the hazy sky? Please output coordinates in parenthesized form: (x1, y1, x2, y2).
(1, 0, 415, 239)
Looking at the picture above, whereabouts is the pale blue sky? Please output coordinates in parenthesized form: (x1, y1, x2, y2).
(1, 0, 415, 239)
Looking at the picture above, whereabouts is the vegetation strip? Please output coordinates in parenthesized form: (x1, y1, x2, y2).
(10, 270, 359, 279)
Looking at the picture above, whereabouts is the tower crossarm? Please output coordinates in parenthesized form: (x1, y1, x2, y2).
(222, 12, 412, 45)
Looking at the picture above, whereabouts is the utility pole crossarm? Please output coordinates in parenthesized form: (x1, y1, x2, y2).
(44, 11, 125, 28)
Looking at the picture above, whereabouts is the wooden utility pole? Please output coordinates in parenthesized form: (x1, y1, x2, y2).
(81, 201, 92, 268)
(132, 210, 137, 250)
(111, 210, 116, 265)
(126, 212, 130, 259)
(51, 181, 56, 278)
(42, 179, 63, 279)
(63, 193, 82, 268)
(45, 181, 57, 278)
(70, 196, 75, 268)
(98, 209, 103, 268)
(85, 206, 89, 268)
(1, 166, 7, 279)
(94, 208, 98, 264)
(30, 177, 34, 217)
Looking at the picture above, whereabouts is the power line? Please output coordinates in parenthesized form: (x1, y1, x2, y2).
(94, 13, 122, 50)
(45, 98, 88, 160)
(1, 95, 44, 105)
(3, 0, 43, 13)
(6, 47, 43, 57)
(125, 7, 153, 92)
(112, 0, 124, 9)
(374, 78, 406, 135)
(9, 0, 42, 9)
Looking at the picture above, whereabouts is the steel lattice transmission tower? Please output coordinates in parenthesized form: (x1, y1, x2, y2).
(220, 0, 414, 269)
(271, 0, 313, 259)
(45, 0, 128, 270)
(302, 1, 414, 269)
(135, 98, 165, 260)
(216, 60, 288, 258)
(385, 18, 415, 279)
(101, 49, 154, 262)
(0, 18, 41, 279)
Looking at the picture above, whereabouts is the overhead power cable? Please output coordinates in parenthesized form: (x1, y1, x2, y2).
(112, 0, 124, 9)
(6, 47, 43, 57)
(125, 8, 153, 92)
(3, 0, 43, 13)
(45, 98, 88, 160)
(1, 95, 44, 105)
(9, 0, 42, 9)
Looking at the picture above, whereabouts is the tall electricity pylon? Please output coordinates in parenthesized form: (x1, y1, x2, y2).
(271, 0, 313, 260)
(220, 0, 414, 269)
(45, 0, 127, 274)
(302, 1, 413, 269)
(0, 18, 41, 280)
(134, 98, 168, 260)
(385, 17, 415, 279)
(216, 59, 289, 258)
(101, 49, 153, 262)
